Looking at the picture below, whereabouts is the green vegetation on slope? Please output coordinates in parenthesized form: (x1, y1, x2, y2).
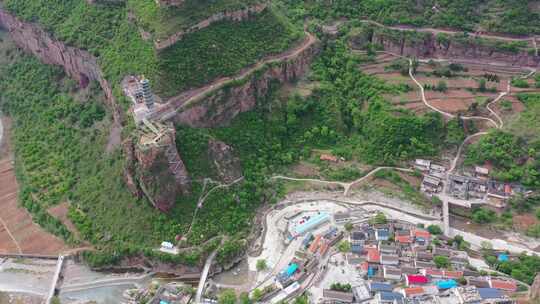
(3, 0, 301, 100)
(128, 0, 262, 40)
(465, 93, 540, 189)
(155, 8, 303, 97)
(0, 51, 252, 266)
(280, 0, 540, 35)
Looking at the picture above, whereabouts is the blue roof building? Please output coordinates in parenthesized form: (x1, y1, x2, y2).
(293, 213, 330, 236)
(352, 244, 363, 253)
(375, 228, 390, 241)
(377, 291, 404, 304)
(437, 279, 457, 289)
(478, 288, 504, 300)
(369, 282, 393, 293)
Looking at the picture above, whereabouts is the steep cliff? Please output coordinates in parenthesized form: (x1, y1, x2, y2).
(0, 9, 124, 124)
(532, 274, 540, 301)
(171, 38, 320, 128)
(134, 124, 191, 212)
(351, 26, 540, 68)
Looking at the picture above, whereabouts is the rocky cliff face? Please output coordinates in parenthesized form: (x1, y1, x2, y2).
(0, 9, 123, 124)
(155, 3, 267, 50)
(358, 29, 540, 68)
(172, 40, 320, 128)
(134, 126, 191, 212)
(532, 274, 540, 300)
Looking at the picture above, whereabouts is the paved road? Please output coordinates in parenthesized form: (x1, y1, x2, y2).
(60, 272, 153, 293)
(195, 248, 219, 304)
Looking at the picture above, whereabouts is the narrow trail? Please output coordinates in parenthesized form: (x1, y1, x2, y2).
(0, 215, 22, 254)
(408, 58, 500, 128)
(360, 20, 538, 43)
(448, 132, 488, 173)
(185, 177, 244, 238)
(272, 166, 413, 197)
(153, 31, 317, 121)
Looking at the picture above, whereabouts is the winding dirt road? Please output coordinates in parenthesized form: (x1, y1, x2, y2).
(272, 166, 414, 196)
(360, 20, 539, 52)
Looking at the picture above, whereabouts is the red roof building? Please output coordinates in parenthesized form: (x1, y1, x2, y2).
(406, 274, 429, 286)
(367, 248, 381, 263)
(309, 235, 322, 254)
(444, 271, 464, 279)
(403, 287, 425, 297)
(320, 154, 338, 162)
(319, 241, 329, 256)
(423, 268, 444, 278)
(396, 235, 412, 244)
(413, 229, 431, 240)
(359, 261, 369, 272)
(490, 279, 517, 292)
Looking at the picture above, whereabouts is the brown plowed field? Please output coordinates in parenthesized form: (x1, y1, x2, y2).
(0, 119, 67, 255)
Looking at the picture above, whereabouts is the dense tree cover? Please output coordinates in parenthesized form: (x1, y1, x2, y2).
(487, 253, 540, 284)
(4, 0, 300, 99)
(0, 51, 264, 267)
(465, 130, 540, 188)
(310, 41, 444, 163)
(128, 0, 262, 39)
(279, 0, 540, 35)
(156, 8, 302, 97)
(330, 282, 352, 292)
(434, 255, 450, 269)
(3, 0, 157, 101)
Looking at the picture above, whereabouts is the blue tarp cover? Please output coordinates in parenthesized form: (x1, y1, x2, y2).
(286, 263, 298, 276)
(437, 279, 457, 289)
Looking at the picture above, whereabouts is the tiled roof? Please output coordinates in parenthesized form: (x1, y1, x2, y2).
(414, 230, 431, 239)
(407, 274, 429, 285)
(490, 280, 517, 291)
(404, 286, 425, 297)
(444, 270, 464, 279)
(367, 248, 380, 263)
(396, 235, 412, 243)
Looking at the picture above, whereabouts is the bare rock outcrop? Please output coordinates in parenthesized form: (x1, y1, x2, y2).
(531, 274, 540, 301)
(207, 139, 242, 183)
(351, 27, 540, 68)
(134, 125, 191, 212)
(172, 38, 320, 127)
(0, 9, 123, 125)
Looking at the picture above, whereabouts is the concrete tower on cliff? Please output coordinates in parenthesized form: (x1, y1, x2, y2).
(140, 77, 155, 110)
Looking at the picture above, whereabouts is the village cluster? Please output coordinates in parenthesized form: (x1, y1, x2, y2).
(416, 159, 527, 210)
(249, 206, 522, 304)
